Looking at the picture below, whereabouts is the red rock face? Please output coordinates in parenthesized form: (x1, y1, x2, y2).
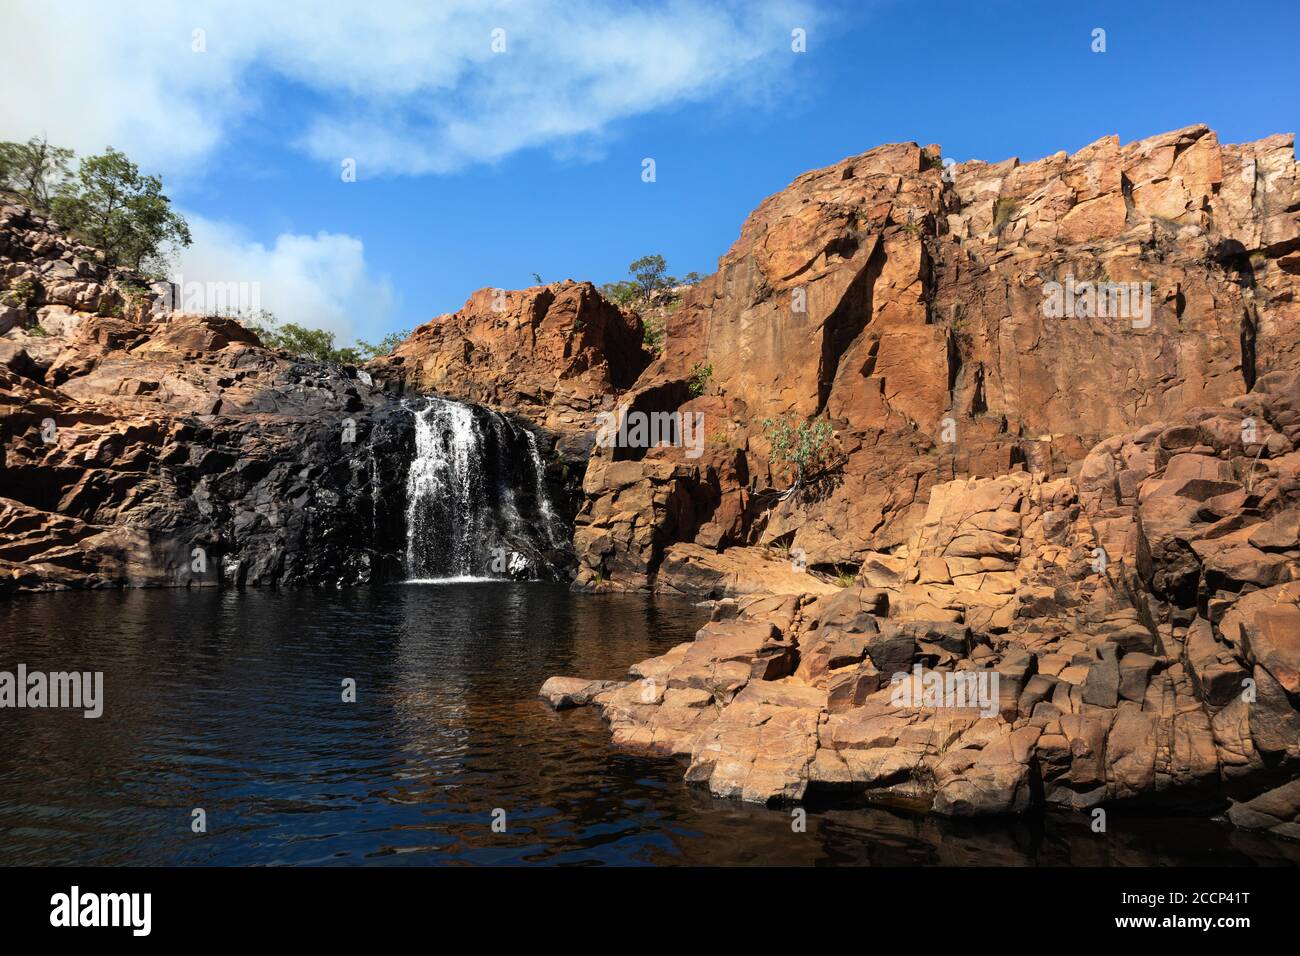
(561, 125, 1300, 589)
(288, 126, 1300, 594)
(8, 125, 1296, 599)
(526, 127, 1300, 824)
(0, 201, 414, 592)
(543, 369, 1300, 821)
(370, 280, 651, 457)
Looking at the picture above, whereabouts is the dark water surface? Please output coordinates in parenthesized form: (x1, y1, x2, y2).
(0, 585, 1296, 866)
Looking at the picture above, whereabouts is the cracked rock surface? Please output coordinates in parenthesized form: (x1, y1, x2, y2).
(543, 372, 1300, 824)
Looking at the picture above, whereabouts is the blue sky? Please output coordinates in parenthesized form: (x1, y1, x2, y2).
(3, 0, 1297, 345)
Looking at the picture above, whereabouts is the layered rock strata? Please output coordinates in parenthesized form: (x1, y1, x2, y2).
(0, 201, 580, 590)
(370, 281, 651, 465)
(544, 372, 1300, 824)
(586, 126, 1298, 590)
(388, 125, 1299, 592)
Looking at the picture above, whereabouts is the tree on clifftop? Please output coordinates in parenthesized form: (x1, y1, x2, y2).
(356, 330, 412, 359)
(242, 309, 411, 365)
(629, 254, 670, 298)
(50, 147, 192, 275)
(601, 253, 681, 307)
(0, 136, 74, 212)
(2, 140, 192, 277)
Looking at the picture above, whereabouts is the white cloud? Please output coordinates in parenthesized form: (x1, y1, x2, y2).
(0, 0, 815, 177)
(174, 214, 396, 344)
(0, 4, 248, 173)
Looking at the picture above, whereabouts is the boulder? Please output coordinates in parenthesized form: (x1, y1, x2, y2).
(1227, 780, 1300, 840)
(538, 677, 620, 710)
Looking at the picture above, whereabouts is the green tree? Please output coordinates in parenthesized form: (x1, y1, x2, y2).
(688, 362, 713, 396)
(243, 310, 407, 365)
(641, 314, 665, 354)
(0, 136, 74, 212)
(50, 147, 191, 275)
(355, 329, 411, 359)
(761, 414, 835, 496)
(600, 255, 689, 309)
(259, 322, 362, 364)
(628, 254, 672, 298)
(598, 279, 640, 307)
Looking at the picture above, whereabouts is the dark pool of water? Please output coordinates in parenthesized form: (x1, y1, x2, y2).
(0, 585, 1296, 866)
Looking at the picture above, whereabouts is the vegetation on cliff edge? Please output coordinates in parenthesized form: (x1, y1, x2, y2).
(1, 136, 191, 276)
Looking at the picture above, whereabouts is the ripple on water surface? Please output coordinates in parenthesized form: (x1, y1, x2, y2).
(0, 585, 1296, 866)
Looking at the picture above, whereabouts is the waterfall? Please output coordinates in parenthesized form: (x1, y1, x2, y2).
(525, 430, 563, 548)
(405, 397, 565, 581)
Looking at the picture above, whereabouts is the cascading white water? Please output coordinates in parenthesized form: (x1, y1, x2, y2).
(405, 398, 479, 578)
(404, 397, 564, 581)
(524, 430, 562, 548)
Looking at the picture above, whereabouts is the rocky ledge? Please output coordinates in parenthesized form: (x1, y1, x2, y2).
(384, 125, 1300, 600)
(0, 200, 582, 591)
(544, 369, 1300, 835)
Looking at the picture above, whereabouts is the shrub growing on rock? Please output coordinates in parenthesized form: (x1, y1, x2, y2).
(761, 414, 835, 496)
(688, 362, 713, 396)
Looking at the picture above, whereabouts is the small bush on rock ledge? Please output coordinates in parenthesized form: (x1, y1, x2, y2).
(761, 414, 836, 497)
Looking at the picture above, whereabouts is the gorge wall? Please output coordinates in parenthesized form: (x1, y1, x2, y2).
(382, 124, 1299, 598)
(6, 123, 1298, 604)
(5, 124, 1300, 832)
(373, 124, 1300, 832)
(598, 125, 1298, 592)
(0, 202, 578, 591)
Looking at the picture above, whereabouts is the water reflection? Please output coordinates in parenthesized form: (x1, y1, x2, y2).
(0, 586, 1295, 866)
